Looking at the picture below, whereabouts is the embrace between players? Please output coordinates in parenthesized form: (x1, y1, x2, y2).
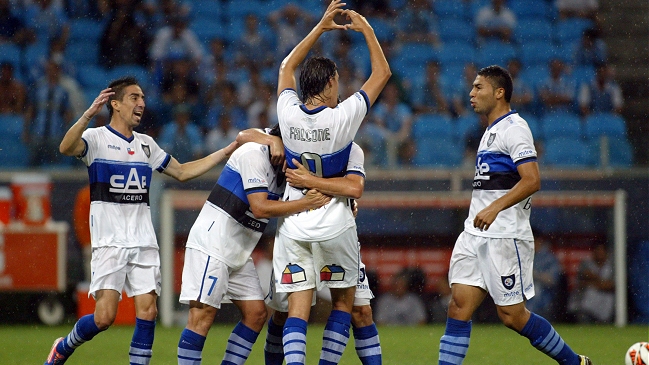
(45, 0, 592, 365)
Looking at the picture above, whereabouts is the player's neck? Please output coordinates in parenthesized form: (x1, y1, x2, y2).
(486, 104, 512, 125)
(109, 119, 134, 139)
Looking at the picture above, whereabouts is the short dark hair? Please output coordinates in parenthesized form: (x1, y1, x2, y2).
(299, 57, 337, 104)
(107, 76, 140, 118)
(269, 123, 282, 138)
(478, 65, 513, 103)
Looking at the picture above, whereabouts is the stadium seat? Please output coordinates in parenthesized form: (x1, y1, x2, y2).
(589, 137, 633, 167)
(77, 65, 110, 89)
(225, 0, 264, 17)
(394, 43, 438, 66)
(519, 41, 556, 66)
(69, 19, 104, 42)
(0, 137, 29, 168)
(390, 59, 425, 86)
(0, 113, 24, 138)
(24, 42, 48, 67)
(509, 0, 552, 20)
(541, 111, 583, 139)
(0, 43, 21, 70)
(455, 113, 480, 142)
(437, 42, 475, 67)
(514, 20, 553, 43)
(190, 18, 226, 44)
(108, 65, 151, 88)
(412, 113, 454, 139)
(543, 137, 593, 167)
(366, 17, 395, 42)
(554, 19, 595, 45)
(519, 64, 548, 90)
(413, 137, 463, 168)
(522, 114, 542, 141)
(191, 0, 223, 19)
(65, 40, 100, 66)
(476, 41, 517, 68)
(438, 19, 475, 43)
(433, 0, 467, 19)
(571, 65, 595, 87)
(584, 113, 627, 139)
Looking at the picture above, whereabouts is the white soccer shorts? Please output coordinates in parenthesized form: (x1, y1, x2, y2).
(273, 227, 360, 294)
(448, 231, 535, 306)
(179, 248, 264, 308)
(89, 247, 161, 299)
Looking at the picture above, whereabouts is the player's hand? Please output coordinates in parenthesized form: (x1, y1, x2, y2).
(221, 140, 239, 158)
(285, 158, 313, 189)
(342, 9, 371, 33)
(317, 0, 347, 32)
(268, 135, 285, 166)
(351, 199, 358, 218)
(473, 205, 499, 231)
(84, 88, 114, 119)
(303, 189, 331, 209)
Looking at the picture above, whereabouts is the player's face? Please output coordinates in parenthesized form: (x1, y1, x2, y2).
(469, 75, 498, 115)
(114, 85, 145, 127)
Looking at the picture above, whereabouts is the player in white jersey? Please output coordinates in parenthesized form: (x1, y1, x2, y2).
(45, 77, 239, 365)
(437, 66, 592, 365)
(274, 2, 390, 364)
(176, 125, 330, 365)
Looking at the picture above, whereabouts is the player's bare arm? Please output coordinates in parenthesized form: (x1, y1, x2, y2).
(59, 88, 114, 156)
(286, 158, 364, 199)
(473, 161, 541, 231)
(247, 189, 331, 219)
(277, 0, 347, 95)
(344, 9, 391, 106)
(163, 141, 239, 182)
(236, 128, 285, 166)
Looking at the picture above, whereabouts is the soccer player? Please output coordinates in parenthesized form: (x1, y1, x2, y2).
(45, 77, 239, 365)
(437, 65, 592, 365)
(176, 125, 330, 365)
(274, 1, 390, 364)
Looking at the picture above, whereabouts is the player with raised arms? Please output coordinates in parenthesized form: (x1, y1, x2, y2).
(175, 125, 330, 365)
(437, 65, 592, 365)
(45, 77, 238, 365)
(273, 1, 390, 364)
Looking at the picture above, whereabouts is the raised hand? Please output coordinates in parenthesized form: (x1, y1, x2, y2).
(342, 9, 372, 33)
(85, 88, 114, 119)
(317, 0, 348, 32)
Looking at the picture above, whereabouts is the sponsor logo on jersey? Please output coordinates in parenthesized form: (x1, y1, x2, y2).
(108, 144, 121, 151)
(127, 147, 135, 155)
(359, 267, 366, 283)
(281, 264, 306, 284)
(248, 177, 266, 184)
(109, 168, 147, 202)
(501, 274, 515, 290)
(518, 149, 534, 158)
(320, 265, 345, 282)
(142, 144, 150, 158)
(487, 133, 496, 147)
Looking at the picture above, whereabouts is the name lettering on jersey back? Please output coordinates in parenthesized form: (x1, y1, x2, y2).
(109, 168, 147, 196)
(289, 126, 331, 142)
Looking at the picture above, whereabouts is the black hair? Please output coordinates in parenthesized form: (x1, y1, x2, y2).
(106, 76, 140, 118)
(299, 57, 337, 104)
(478, 65, 513, 103)
(269, 123, 282, 138)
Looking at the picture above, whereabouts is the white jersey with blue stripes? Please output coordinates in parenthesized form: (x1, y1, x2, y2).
(465, 111, 537, 240)
(80, 125, 170, 249)
(277, 88, 369, 241)
(186, 142, 284, 269)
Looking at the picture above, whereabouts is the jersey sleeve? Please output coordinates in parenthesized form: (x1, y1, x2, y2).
(506, 123, 537, 166)
(79, 128, 98, 166)
(346, 143, 366, 178)
(277, 88, 300, 124)
(337, 91, 370, 141)
(144, 135, 171, 172)
(239, 146, 271, 195)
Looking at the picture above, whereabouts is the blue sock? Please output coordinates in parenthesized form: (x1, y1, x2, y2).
(130, 318, 155, 365)
(57, 314, 103, 357)
(519, 312, 580, 365)
(353, 324, 382, 365)
(178, 328, 206, 365)
(221, 322, 259, 365)
(319, 310, 352, 365)
(438, 318, 471, 365)
(265, 316, 285, 365)
(283, 317, 308, 365)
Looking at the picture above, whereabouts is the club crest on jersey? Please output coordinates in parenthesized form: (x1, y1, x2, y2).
(142, 144, 150, 158)
(487, 133, 496, 147)
(281, 264, 306, 284)
(127, 147, 135, 155)
(501, 274, 515, 290)
(320, 265, 345, 282)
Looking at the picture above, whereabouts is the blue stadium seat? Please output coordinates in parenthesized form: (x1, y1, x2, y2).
(190, 18, 226, 44)
(509, 0, 552, 20)
(514, 20, 553, 43)
(191, 0, 223, 19)
(519, 64, 548, 89)
(543, 137, 593, 167)
(571, 65, 595, 87)
(225, 0, 263, 17)
(437, 42, 475, 67)
(394, 43, 438, 66)
(476, 41, 517, 68)
(412, 113, 454, 139)
(0, 137, 29, 168)
(589, 137, 633, 167)
(65, 41, 100, 66)
(584, 113, 627, 139)
(519, 41, 556, 66)
(69, 19, 104, 42)
(455, 113, 480, 142)
(523, 114, 542, 141)
(413, 137, 463, 168)
(366, 17, 395, 42)
(390, 59, 425, 86)
(0, 43, 21, 70)
(554, 19, 594, 45)
(77, 65, 110, 89)
(541, 111, 583, 139)
(24, 42, 48, 67)
(0, 113, 24, 138)
(433, 0, 467, 19)
(108, 65, 151, 88)
(438, 19, 475, 42)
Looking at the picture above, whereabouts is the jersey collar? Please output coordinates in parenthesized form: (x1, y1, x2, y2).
(300, 104, 328, 114)
(106, 125, 135, 143)
(487, 110, 517, 131)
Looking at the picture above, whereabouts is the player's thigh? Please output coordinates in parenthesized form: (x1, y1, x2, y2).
(124, 247, 161, 298)
(89, 247, 130, 298)
(273, 233, 315, 292)
(480, 238, 535, 306)
(448, 232, 486, 290)
(227, 258, 265, 301)
(313, 228, 360, 290)
(179, 248, 230, 309)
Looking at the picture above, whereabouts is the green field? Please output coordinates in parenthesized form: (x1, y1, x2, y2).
(3, 324, 647, 364)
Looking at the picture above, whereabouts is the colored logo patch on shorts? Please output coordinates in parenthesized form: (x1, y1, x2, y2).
(281, 264, 306, 284)
(320, 265, 345, 282)
(501, 274, 516, 290)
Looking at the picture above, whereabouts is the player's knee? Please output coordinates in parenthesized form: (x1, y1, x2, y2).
(93, 311, 116, 330)
(136, 305, 158, 321)
(496, 305, 527, 331)
(242, 304, 268, 332)
(351, 305, 374, 328)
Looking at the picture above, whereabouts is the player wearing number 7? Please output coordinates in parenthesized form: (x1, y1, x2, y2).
(274, 1, 390, 365)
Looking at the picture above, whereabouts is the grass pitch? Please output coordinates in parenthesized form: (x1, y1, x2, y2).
(3, 323, 647, 364)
